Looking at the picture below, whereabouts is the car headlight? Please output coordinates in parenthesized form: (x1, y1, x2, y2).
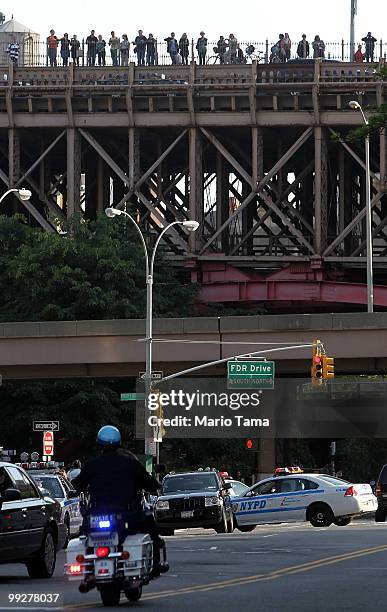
(156, 500, 169, 510)
(205, 496, 220, 506)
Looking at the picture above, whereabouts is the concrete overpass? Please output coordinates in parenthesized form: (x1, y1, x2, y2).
(0, 312, 386, 380)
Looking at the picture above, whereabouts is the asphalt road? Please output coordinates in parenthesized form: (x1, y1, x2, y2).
(1, 520, 387, 611)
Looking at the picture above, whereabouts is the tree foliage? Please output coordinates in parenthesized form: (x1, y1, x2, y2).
(0, 214, 197, 322)
(0, 379, 133, 461)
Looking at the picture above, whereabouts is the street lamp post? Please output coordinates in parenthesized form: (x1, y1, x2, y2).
(105, 207, 199, 464)
(0, 188, 32, 205)
(349, 100, 374, 313)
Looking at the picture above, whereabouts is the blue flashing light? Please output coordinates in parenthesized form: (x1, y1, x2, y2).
(98, 520, 111, 529)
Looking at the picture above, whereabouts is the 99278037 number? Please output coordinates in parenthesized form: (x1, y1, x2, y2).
(7, 593, 60, 605)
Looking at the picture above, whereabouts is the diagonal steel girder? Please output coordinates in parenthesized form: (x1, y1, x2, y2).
(351, 214, 387, 257)
(328, 128, 379, 182)
(323, 192, 383, 257)
(199, 127, 313, 253)
(230, 161, 315, 256)
(15, 131, 66, 188)
(78, 129, 189, 250)
(0, 168, 57, 233)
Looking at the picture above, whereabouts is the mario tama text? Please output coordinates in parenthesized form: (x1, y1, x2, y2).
(135, 379, 272, 439)
(135, 378, 387, 439)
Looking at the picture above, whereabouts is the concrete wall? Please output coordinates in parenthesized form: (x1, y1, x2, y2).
(0, 313, 386, 380)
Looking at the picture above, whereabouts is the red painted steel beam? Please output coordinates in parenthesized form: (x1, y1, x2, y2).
(198, 280, 387, 306)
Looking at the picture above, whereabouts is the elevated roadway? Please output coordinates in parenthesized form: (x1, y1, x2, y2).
(0, 312, 385, 380)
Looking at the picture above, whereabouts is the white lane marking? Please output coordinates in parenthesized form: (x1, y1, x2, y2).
(262, 534, 279, 538)
(210, 546, 217, 550)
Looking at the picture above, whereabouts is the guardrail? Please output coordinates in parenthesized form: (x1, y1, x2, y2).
(3, 38, 387, 68)
(2, 61, 383, 89)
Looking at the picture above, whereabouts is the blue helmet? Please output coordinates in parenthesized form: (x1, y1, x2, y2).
(97, 425, 121, 447)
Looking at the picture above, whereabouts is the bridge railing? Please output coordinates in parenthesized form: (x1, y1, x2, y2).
(2, 38, 387, 68)
(5, 61, 383, 89)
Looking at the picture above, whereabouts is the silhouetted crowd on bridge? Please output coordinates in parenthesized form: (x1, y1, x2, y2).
(5, 29, 380, 67)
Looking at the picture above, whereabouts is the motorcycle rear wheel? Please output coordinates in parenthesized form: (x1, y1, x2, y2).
(99, 583, 121, 606)
(125, 586, 143, 602)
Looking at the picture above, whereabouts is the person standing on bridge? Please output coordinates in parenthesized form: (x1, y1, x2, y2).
(312, 35, 325, 58)
(70, 35, 80, 66)
(179, 33, 189, 65)
(217, 36, 227, 64)
(146, 34, 157, 65)
(120, 34, 130, 66)
(164, 32, 178, 64)
(60, 33, 70, 66)
(227, 34, 238, 64)
(283, 33, 292, 61)
(297, 34, 310, 59)
(134, 30, 147, 65)
(355, 44, 365, 63)
(96, 35, 106, 66)
(6, 36, 19, 65)
(109, 31, 120, 66)
(361, 32, 377, 62)
(196, 31, 208, 65)
(47, 29, 58, 67)
(86, 30, 98, 66)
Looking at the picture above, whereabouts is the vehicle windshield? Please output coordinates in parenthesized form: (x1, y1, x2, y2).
(162, 473, 218, 493)
(37, 476, 64, 498)
(317, 475, 351, 486)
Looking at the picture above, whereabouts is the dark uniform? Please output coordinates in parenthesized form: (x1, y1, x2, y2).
(73, 448, 162, 572)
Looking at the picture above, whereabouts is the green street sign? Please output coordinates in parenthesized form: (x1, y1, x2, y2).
(227, 360, 275, 389)
(121, 392, 145, 402)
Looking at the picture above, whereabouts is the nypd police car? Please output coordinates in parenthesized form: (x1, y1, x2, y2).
(232, 469, 377, 531)
(28, 470, 82, 546)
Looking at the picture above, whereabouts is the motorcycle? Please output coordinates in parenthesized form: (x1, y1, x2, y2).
(64, 510, 168, 606)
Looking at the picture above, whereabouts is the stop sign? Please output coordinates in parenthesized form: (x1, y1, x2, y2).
(43, 431, 54, 456)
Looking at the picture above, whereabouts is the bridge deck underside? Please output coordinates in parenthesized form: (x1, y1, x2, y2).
(2, 62, 387, 310)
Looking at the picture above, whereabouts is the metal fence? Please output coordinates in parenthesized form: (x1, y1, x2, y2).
(2, 38, 387, 67)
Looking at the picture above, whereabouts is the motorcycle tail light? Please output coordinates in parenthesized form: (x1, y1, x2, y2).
(69, 563, 82, 575)
(76, 554, 85, 563)
(98, 568, 109, 575)
(121, 551, 130, 560)
(96, 546, 110, 558)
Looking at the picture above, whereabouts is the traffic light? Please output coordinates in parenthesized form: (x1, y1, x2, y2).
(311, 355, 324, 386)
(322, 356, 335, 380)
(245, 439, 259, 451)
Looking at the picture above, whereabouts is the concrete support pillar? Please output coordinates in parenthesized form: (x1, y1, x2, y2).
(8, 128, 20, 186)
(85, 150, 98, 220)
(96, 158, 110, 213)
(66, 128, 81, 217)
(242, 180, 254, 255)
(379, 131, 387, 224)
(314, 127, 328, 254)
(338, 150, 354, 255)
(113, 175, 125, 208)
(216, 151, 229, 253)
(189, 128, 203, 251)
(128, 128, 140, 192)
(39, 137, 51, 201)
(252, 127, 264, 188)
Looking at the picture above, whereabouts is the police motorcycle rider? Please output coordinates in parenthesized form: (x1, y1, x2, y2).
(73, 425, 165, 577)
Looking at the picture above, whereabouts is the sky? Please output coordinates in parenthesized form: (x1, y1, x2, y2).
(2, 0, 386, 43)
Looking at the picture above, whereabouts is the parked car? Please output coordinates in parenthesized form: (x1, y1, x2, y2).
(0, 462, 67, 577)
(232, 472, 377, 532)
(224, 479, 249, 497)
(374, 464, 387, 521)
(28, 470, 82, 546)
(154, 470, 234, 536)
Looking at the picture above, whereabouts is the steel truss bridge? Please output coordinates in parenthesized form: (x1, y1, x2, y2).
(3, 60, 387, 311)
